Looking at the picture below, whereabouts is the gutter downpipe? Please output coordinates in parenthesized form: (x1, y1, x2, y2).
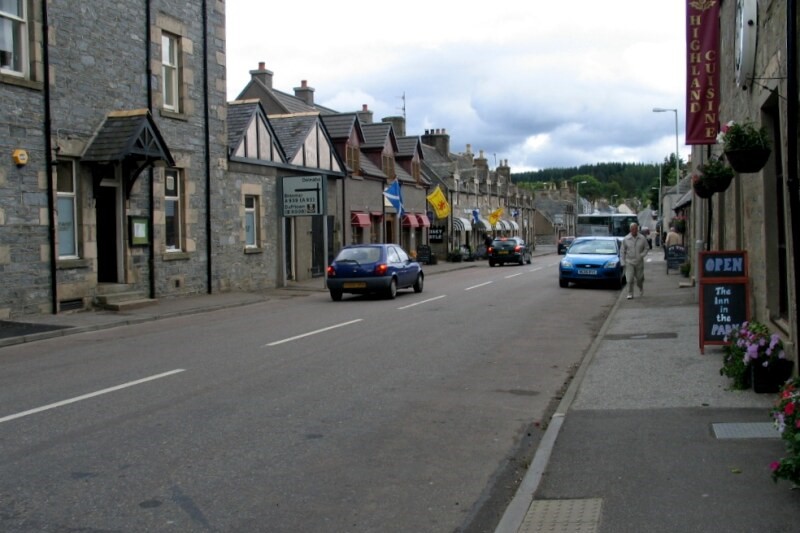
(146, 0, 155, 300)
(786, 0, 800, 356)
(43, 0, 56, 314)
(202, 0, 212, 293)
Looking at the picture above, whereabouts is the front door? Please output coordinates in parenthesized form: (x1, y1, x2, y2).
(96, 185, 119, 283)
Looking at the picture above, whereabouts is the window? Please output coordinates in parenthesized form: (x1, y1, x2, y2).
(346, 144, 360, 174)
(244, 195, 259, 248)
(164, 169, 182, 251)
(56, 160, 78, 258)
(0, 0, 27, 76)
(382, 154, 395, 179)
(161, 33, 179, 111)
(412, 161, 421, 183)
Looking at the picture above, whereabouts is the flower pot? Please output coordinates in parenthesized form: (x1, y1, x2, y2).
(693, 179, 715, 199)
(751, 359, 794, 394)
(708, 173, 734, 193)
(724, 148, 771, 173)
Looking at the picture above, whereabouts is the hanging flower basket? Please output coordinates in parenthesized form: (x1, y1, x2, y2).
(724, 148, 771, 173)
(718, 120, 771, 173)
(694, 156, 734, 195)
(693, 177, 715, 198)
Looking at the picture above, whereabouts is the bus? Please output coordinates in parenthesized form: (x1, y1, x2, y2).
(577, 213, 640, 237)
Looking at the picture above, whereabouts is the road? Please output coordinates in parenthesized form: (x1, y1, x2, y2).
(0, 257, 618, 532)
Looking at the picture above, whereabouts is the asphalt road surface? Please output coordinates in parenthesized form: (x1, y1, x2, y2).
(0, 258, 618, 532)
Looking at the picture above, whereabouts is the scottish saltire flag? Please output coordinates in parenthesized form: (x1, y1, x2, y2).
(383, 180, 404, 215)
(426, 186, 450, 219)
(472, 209, 480, 224)
(488, 207, 504, 227)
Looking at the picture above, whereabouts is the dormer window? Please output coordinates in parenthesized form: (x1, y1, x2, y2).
(346, 144, 360, 174)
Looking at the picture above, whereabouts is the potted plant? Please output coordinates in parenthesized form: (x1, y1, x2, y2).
(695, 156, 735, 194)
(673, 215, 687, 234)
(717, 120, 771, 173)
(721, 321, 793, 393)
(770, 377, 800, 487)
(679, 262, 691, 278)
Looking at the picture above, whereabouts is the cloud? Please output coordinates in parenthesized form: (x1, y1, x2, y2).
(227, 0, 687, 171)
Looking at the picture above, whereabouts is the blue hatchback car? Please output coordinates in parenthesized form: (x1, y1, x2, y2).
(558, 236, 625, 289)
(326, 244, 424, 301)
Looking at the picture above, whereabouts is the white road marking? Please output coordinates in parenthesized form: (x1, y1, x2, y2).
(505, 272, 523, 279)
(465, 281, 494, 291)
(397, 295, 446, 310)
(530, 267, 544, 272)
(265, 319, 363, 346)
(0, 369, 186, 424)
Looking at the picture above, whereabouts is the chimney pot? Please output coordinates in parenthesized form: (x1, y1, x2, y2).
(362, 104, 369, 111)
(258, 61, 265, 70)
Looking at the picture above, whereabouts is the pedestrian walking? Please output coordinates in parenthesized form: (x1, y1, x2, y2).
(620, 222, 649, 299)
(663, 226, 682, 259)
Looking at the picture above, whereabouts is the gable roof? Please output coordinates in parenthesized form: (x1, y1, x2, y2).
(320, 113, 364, 142)
(237, 77, 337, 116)
(396, 136, 423, 159)
(269, 112, 345, 174)
(227, 99, 286, 162)
(83, 109, 174, 166)
(361, 122, 398, 152)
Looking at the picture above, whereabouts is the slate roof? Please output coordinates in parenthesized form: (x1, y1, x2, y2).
(226, 100, 286, 161)
(269, 114, 319, 161)
(361, 122, 397, 151)
(358, 153, 387, 180)
(82, 109, 174, 166)
(396, 136, 422, 158)
(238, 78, 338, 116)
(320, 113, 363, 141)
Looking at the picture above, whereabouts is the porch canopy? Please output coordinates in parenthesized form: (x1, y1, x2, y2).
(453, 217, 472, 232)
(82, 109, 175, 198)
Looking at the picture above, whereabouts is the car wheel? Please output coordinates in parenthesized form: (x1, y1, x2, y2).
(518, 255, 525, 266)
(330, 289, 343, 301)
(489, 260, 495, 267)
(386, 278, 398, 299)
(559, 279, 568, 288)
(526, 254, 532, 265)
(413, 273, 424, 293)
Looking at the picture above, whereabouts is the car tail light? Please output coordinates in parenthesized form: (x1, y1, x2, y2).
(514, 245, 522, 252)
(326, 265, 336, 277)
(488, 246, 493, 253)
(374, 263, 388, 275)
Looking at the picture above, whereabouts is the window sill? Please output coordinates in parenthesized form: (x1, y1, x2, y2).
(163, 251, 191, 261)
(0, 74, 43, 91)
(245, 247, 263, 255)
(57, 258, 91, 270)
(159, 108, 188, 122)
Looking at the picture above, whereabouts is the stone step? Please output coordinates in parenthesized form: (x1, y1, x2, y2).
(99, 298, 158, 312)
(94, 290, 157, 311)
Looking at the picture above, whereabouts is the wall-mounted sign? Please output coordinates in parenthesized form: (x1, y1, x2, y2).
(429, 226, 445, 243)
(128, 216, 149, 246)
(282, 175, 325, 217)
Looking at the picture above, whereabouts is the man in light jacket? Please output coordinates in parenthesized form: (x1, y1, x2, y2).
(620, 222, 649, 299)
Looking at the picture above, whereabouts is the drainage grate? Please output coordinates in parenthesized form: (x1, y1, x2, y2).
(519, 498, 602, 533)
(60, 298, 84, 311)
(712, 422, 779, 439)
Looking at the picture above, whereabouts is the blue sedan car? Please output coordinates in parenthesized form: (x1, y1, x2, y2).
(558, 236, 625, 289)
(326, 244, 424, 301)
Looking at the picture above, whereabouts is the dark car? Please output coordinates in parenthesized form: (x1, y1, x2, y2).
(326, 244, 424, 301)
(558, 236, 625, 289)
(557, 236, 575, 254)
(488, 237, 532, 267)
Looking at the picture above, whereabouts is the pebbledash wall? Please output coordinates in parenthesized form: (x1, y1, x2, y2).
(688, 0, 797, 360)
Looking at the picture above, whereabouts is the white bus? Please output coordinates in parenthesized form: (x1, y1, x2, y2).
(577, 213, 640, 237)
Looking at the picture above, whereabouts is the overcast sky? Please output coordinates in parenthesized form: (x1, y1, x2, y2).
(226, 1, 687, 172)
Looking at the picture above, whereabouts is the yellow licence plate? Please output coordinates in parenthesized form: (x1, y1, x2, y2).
(343, 282, 367, 289)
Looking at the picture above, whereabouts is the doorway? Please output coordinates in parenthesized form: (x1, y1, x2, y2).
(96, 185, 120, 283)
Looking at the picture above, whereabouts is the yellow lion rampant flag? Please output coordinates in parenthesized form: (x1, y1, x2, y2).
(426, 186, 451, 219)
(488, 207, 504, 227)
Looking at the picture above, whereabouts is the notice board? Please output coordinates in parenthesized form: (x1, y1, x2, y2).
(699, 251, 749, 353)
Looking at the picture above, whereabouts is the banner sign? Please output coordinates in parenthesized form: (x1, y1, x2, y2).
(685, 0, 720, 145)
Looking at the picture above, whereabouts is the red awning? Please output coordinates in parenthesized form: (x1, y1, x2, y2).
(351, 212, 371, 227)
(370, 211, 383, 219)
(416, 214, 431, 227)
(402, 214, 419, 227)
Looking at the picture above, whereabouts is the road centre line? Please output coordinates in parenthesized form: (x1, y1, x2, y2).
(265, 319, 363, 347)
(505, 272, 523, 279)
(397, 295, 446, 310)
(465, 281, 493, 291)
(0, 369, 186, 425)
(530, 266, 543, 272)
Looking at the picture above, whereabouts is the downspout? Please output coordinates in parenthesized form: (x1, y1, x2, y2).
(42, 0, 56, 314)
(146, 0, 155, 300)
(786, 0, 800, 354)
(202, 0, 212, 293)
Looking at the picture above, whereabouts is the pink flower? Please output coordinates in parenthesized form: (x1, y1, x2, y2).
(785, 402, 795, 416)
(771, 461, 781, 472)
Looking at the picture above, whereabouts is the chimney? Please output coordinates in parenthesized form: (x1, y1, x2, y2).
(294, 80, 315, 106)
(497, 159, 511, 181)
(358, 104, 373, 125)
(421, 127, 450, 157)
(475, 150, 489, 182)
(382, 116, 405, 137)
(250, 61, 273, 89)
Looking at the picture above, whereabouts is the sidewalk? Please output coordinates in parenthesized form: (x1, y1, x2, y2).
(496, 248, 799, 533)
(0, 245, 554, 349)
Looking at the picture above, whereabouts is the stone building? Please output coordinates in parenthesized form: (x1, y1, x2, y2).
(686, 0, 799, 363)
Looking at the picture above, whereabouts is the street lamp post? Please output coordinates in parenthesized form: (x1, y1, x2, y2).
(576, 180, 587, 234)
(652, 107, 680, 188)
